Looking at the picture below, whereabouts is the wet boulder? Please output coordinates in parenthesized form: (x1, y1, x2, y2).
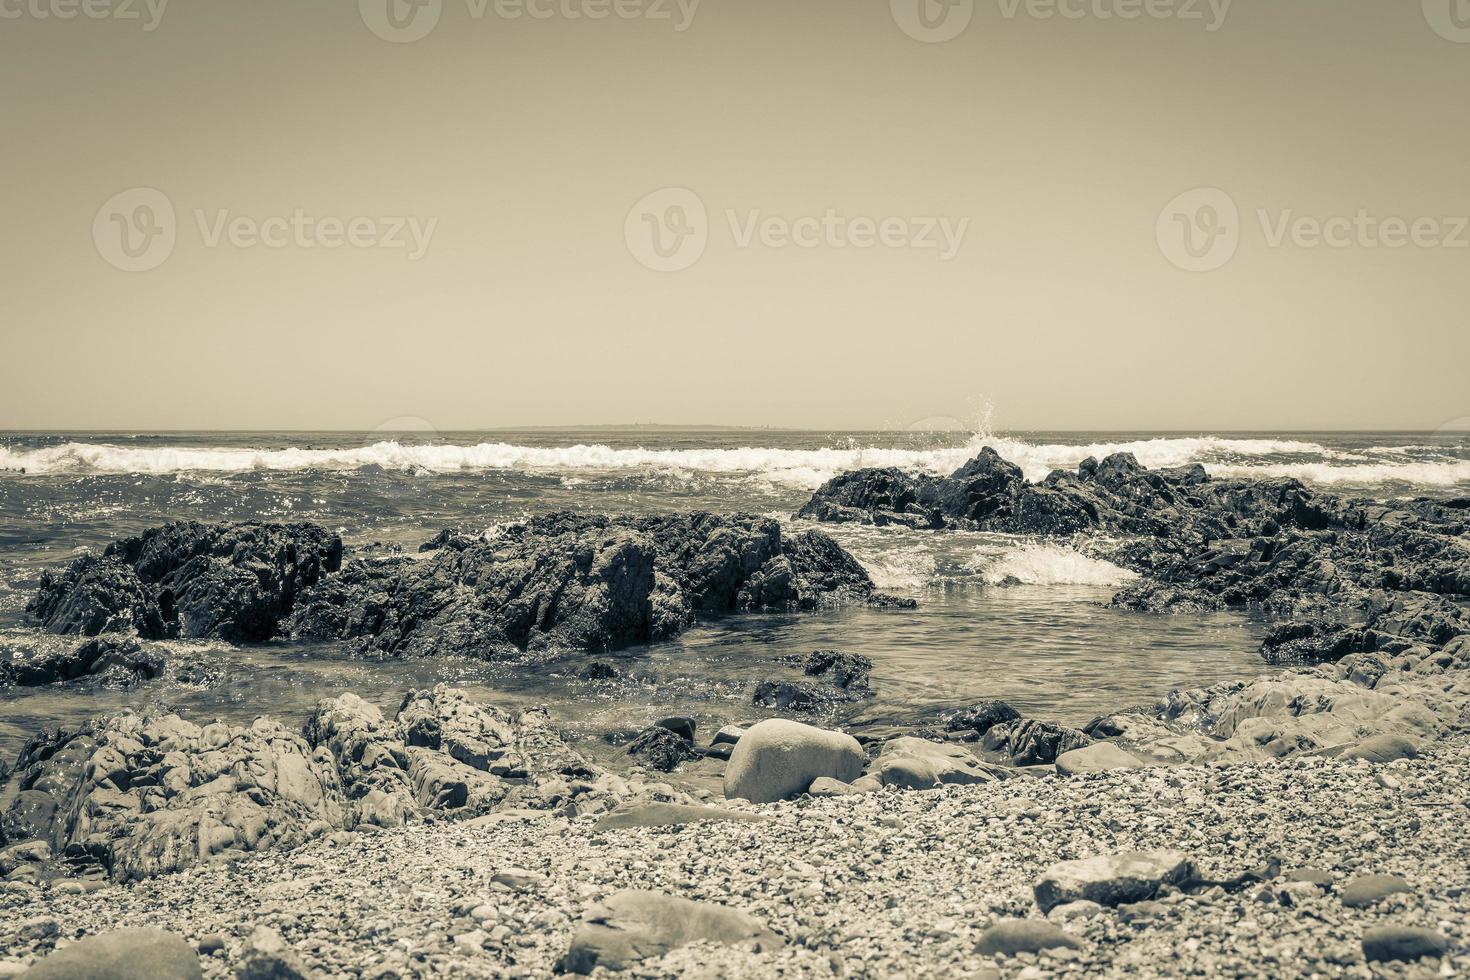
(803, 650, 873, 691)
(983, 718, 1093, 766)
(625, 726, 698, 773)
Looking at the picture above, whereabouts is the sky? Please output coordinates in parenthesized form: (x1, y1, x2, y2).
(1, 0, 1468, 432)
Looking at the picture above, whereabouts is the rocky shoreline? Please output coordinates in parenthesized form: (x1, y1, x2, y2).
(2, 734, 1465, 978)
(2, 448, 1468, 976)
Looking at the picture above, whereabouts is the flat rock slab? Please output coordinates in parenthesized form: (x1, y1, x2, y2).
(1362, 925, 1450, 962)
(1340, 873, 1412, 908)
(560, 889, 784, 974)
(594, 801, 773, 832)
(1343, 734, 1420, 763)
(1056, 742, 1148, 776)
(1034, 850, 1194, 913)
(974, 919, 1081, 957)
(23, 928, 202, 979)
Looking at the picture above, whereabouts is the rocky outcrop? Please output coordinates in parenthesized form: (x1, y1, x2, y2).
(26, 514, 896, 662)
(28, 521, 342, 643)
(0, 637, 163, 689)
(290, 512, 896, 659)
(799, 447, 1470, 634)
(0, 685, 649, 882)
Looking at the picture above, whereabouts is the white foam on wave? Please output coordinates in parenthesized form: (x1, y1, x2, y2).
(1205, 460, 1470, 487)
(972, 542, 1139, 588)
(1, 434, 1463, 489)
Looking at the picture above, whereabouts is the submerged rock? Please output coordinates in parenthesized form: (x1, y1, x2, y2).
(0, 636, 163, 689)
(751, 679, 856, 714)
(803, 650, 873, 690)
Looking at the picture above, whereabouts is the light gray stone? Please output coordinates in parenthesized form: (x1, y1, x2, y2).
(1034, 850, 1194, 913)
(723, 719, 864, 804)
(560, 890, 783, 974)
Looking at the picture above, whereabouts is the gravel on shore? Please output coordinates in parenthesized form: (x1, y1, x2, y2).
(3, 739, 1466, 979)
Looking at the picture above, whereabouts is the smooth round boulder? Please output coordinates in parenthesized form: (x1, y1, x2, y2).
(1055, 742, 1147, 776)
(1362, 925, 1449, 962)
(723, 719, 864, 804)
(23, 928, 202, 979)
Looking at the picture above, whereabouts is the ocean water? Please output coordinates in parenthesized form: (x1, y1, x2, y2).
(2, 428, 1467, 762)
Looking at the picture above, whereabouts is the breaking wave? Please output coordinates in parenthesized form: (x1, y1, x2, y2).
(1, 434, 1466, 490)
(973, 543, 1138, 588)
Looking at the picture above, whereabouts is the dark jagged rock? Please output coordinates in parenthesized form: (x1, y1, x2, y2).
(418, 527, 480, 552)
(0, 636, 164, 688)
(626, 726, 698, 772)
(27, 555, 165, 638)
(752, 679, 860, 714)
(943, 699, 1023, 740)
(800, 447, 1470, 660)
(28, 521, 342, 643)
(578, 661, 621, 681)
(1107, 582, 1225, 614)
(803, 650, 873, 691)
(982, 718, 1093, 766)
(653, 716, 697, 742)
(290, 512, 892, 658)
